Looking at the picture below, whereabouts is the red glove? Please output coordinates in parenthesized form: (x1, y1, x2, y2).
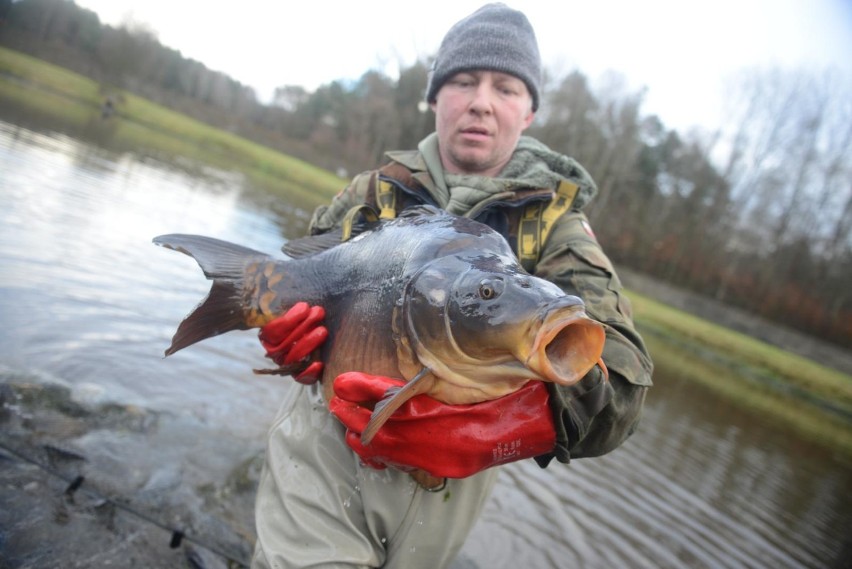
(328, 373, 556, 479)
(258, 302, 328, 384)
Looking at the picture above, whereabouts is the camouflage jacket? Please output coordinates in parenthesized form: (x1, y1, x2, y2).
(310, 143, 653, 464)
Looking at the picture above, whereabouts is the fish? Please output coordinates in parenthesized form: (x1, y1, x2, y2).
(154, 205, 606, 484)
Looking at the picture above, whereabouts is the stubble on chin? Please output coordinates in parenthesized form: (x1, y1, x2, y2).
(445, 143, 497, 175)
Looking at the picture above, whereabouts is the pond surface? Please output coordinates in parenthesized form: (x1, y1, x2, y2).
(0, 120, 849, 568)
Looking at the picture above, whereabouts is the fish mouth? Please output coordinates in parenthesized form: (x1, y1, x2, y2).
(524, 304, 606, 386)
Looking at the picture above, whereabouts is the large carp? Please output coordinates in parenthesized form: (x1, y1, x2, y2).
(154, 206, 605, 460)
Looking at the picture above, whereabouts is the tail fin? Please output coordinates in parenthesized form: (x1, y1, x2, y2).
(153, 234, 271, 356)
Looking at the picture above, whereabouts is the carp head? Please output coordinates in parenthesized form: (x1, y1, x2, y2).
(395, 253, 606, 404)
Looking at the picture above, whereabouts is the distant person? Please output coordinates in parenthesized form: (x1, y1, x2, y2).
(252, 3, 652, 568)
(101, 95, 115, 119)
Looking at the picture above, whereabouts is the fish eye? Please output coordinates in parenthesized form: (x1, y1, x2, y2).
(478, 278, 504, 300)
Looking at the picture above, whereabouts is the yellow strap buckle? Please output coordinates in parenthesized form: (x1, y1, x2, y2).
(341, 205, 379, 241)
(517, 180, 579, 271)
(377, 179, 397, 219)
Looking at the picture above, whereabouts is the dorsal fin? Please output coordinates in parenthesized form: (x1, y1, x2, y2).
(281, 222, 376, 258)
(282, 231, 345, 258)
(398, 204, 444, 219)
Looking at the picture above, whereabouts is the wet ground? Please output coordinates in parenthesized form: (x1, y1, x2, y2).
(0, 378, 487, 568)
(1, 378, 260, 568)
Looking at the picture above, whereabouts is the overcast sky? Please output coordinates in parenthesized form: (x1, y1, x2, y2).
(74, 0, 852, 131)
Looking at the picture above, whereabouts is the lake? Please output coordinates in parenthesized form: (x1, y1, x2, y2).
(0, 120, 849, 568)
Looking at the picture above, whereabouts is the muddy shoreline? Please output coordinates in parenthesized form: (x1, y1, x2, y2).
(0, 378, 259, 568)
(0, 377, 483, 569)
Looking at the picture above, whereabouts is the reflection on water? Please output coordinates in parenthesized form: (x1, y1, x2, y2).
(1, 121, 849, 568)
(458, 369, 852, 568)
(462, 375, 852, 569)
(0, 121, 306, 426)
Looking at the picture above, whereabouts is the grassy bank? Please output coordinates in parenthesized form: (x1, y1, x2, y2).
(631, 291, 852, 457)
(0, 46, 344, 209)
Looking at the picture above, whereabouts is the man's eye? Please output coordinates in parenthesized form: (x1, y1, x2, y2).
(450, 75, 475, 87)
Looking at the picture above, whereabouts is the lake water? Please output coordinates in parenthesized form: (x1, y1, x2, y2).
(1, 120, 849, 568)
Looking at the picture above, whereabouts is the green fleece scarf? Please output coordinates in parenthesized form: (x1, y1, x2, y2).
(417, 133, 597, 216)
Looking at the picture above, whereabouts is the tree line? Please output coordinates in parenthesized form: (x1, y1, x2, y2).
(2, 0, 850, 349)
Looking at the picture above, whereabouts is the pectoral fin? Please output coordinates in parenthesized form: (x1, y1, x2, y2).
(362, 368, 433, 446)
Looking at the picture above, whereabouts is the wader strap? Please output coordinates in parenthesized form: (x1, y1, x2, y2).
(518, 180, 580, 272)
(341, 204, 380, 241)
(376, 178, 397, 219)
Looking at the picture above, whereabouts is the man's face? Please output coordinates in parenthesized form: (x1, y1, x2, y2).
(431, 70, 535, 177)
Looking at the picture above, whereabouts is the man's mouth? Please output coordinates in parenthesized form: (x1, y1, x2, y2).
(459, 126, 491, 141)
(462, 126, 489, 135)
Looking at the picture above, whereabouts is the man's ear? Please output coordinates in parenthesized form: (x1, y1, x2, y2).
(522, 110, 536, 130)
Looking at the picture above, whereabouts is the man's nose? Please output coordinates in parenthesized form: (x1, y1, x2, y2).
(468, 82, 494, 115)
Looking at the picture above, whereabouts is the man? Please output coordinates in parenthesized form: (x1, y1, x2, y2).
(252, 4, 653, 568)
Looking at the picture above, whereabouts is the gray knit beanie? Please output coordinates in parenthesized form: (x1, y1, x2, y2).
(426, 3, 542, 111)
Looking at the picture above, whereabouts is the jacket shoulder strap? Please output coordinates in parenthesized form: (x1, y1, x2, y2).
(517, 180, 580, 272)
(370, 161, 431, 220)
